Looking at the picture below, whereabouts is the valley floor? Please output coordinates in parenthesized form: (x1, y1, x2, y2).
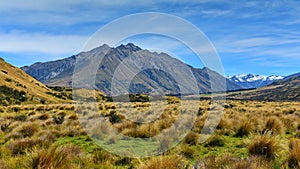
(0, 99, 300, 168)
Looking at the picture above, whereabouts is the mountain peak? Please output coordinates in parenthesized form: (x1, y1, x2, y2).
(116, 43, 142, 52)
(227, 74, 284, 89)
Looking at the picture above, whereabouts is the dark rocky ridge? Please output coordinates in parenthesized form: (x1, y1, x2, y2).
(22, 43, 242, 95)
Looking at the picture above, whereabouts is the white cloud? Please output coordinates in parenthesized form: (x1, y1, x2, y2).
(0, 31, 89, 54)
(201, 10, 230, 16)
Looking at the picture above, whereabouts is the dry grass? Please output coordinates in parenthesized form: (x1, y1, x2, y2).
(139, 156, 186, 169)
(286, 138, 300, 168)
(248, 132, 283, 160)
(264, 116, 284, 135)
(0, 99, 300, 168)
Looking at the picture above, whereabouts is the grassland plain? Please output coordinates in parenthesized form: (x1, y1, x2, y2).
(0, 97, 300, 168)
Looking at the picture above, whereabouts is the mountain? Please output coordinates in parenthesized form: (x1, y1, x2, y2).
(227, 74, 284, 89)
(0, 58, 66, 105)
(227, 72, 300, 101)
(22, 43, 242, 95)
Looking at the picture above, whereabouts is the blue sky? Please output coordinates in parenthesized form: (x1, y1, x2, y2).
(0, 0, 300, 76)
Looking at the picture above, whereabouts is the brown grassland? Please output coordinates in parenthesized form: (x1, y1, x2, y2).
(1, 97, 300, 168)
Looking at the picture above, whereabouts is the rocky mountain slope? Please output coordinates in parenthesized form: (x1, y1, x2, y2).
(22, 43, 242, 95)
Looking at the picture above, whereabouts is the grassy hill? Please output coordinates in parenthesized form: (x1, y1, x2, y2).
(0, 58, 68, 105)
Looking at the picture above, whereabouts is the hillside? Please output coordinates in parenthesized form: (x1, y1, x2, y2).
(227, 72, 300, 101)
(0, 58, 67, 105)
(22, 43, 242, 95)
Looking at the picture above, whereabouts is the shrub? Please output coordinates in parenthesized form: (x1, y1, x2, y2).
(248, 133, 282, 160)
(14, 114, 27, 121)
(108, 111, 123, 124)
(115, 157, 132, 166)
(204, 135, 225, 147)
(0, 122, 11, 132)
(53, 114, 65, 125)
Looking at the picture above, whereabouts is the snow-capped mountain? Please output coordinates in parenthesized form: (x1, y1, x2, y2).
(227, 74, 284, 89)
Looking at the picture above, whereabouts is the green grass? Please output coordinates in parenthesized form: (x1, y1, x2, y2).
(198, 135, 248, 158)
(95, 137, 160, 157)
(54, 135, 98, 153)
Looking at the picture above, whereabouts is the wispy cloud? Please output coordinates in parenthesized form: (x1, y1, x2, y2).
(0, 31, 88, 54)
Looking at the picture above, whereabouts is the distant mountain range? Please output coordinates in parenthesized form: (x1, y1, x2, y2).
(228, 72, 300, 101)
(22, 43, 242, 95)
(227, 74, 284, 89)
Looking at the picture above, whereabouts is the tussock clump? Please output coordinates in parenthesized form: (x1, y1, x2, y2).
(263, 116, 284, 135)
(53, 113, 65, 124)
(93, 148, 115, 164)
(23, 145, 80, 169)
(180, 145, 196, 159)
(137, 124, 159, 138)
(204, 135, 225, 147)
(195, 154, 236, 169)
(216, 117, 232, 131)
(67, 114, 78, 120)
(232, 156, 273, 169)
(184, 131, 199, 145)
(0, 121, 11, 132)
(108, 111, 123, 124)
(38, 113, 50, 120)
(234, 121, 253, 137)
(7, 138, 43, 155)
(248, 133, 282, 160)
(139, 156, 186, 169)
(16, 123, 38, 138)
(286, 138, 300, 168)
(13, 114, 27, 121)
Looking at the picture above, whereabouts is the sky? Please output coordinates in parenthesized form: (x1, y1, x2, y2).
(0, 0, 300, 76)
